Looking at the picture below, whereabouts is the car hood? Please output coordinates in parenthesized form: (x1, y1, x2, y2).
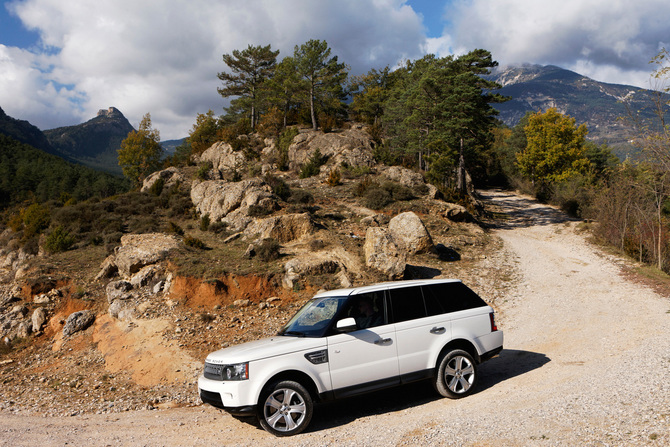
(205, 336, 327, 364)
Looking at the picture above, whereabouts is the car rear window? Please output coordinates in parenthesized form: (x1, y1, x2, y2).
(422, 282, 487, 315)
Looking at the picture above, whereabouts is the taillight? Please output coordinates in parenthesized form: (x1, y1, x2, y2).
(489, 312, 498, 332)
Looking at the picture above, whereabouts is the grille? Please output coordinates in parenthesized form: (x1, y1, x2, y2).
(204, 362, 223, 380)
(200, 390, 224, 409)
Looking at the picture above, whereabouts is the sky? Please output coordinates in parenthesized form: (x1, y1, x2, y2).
(1, 0, 669, 140)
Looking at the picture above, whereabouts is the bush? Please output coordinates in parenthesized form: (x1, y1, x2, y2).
(200, 214, 210, 231)
(326, 169, 341, 186)
(148, 177, 165, 196)
(44, 226, 75, 253)
(168, 221, 185, 236)
(299, 148, 326, 179)
(184, 235, 206, 249)
(277, 127, 299, 171)
(209, 221, 228, 234)
(363, 187, 392, 209)
(248, 204, 273, 217)
(264, 174, 291, 201)
(256, 238, 281, 262)
(289, 189, 314, 205)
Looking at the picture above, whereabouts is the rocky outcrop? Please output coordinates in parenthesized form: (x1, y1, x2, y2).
(381, 166, 438, 198)
(141, 167, 184, 192)
(388, 212, 434, 254)
(62, 310, 95, 336)
(288, 126, 375, 172)
(96, 233, 180, 280)
(197, 141, 247, 177)
(31, 307, 47, 333)
(363, 227, 407, 279)
(243, 213, 316, 243)
(190, 178, 277, 225)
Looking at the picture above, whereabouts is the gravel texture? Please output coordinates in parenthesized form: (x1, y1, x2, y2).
(1, 189, 669, 446)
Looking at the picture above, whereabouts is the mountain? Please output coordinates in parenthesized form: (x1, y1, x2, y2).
(44, 107, 135, 175)
(488, 64, 667, 156)
(0, 106, 56, 155)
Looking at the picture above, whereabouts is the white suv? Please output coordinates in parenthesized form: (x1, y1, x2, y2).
(198, 279, 503, 436)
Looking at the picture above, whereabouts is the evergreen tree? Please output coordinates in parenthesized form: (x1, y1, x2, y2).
(293, 39, 348, 130)
(218, 44, 279, 130)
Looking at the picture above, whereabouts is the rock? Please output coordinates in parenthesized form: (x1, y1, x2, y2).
(363, 227, 406, 279)
(33, 294, 50, 304)
(190, 178, 276, 223)
(95, 257, 118, 280)
(10, 304, 28, 317)
(360, 214, 390, 227)
(106, 280, 133, 303)
(130, 265, 157, 288)
(31, 307, 47, 333)
(197, 141, 247, 177)
(234, 299, 250, 307)
(108, 300, 136, 320)
(442, 203, 471, 222)
(243, 244, 256, 258)
(287, 127, 376, 172)
(152, 280, 165, 295)
(243, 213, 315, 243)
(141, 167, 184, 192)
(16, 321, 31, 338)
(382, 166, 438, 198)
(388, 212, 434, 254)
(62, 310, 95, 336)
(100, 233, 180, 278)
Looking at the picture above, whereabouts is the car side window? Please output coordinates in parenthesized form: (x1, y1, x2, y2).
(389, 286, 427, 323)
(343, 291, 387, 329)
(422, 282, 487, 315)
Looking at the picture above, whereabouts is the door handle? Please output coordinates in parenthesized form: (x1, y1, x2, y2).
(374, 338, 392, 345)
(430, 326, 446, 334)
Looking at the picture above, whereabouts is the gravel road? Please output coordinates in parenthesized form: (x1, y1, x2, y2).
(1, 190, 669, 446)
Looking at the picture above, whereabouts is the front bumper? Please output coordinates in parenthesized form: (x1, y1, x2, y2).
(198, 374, 258, 415)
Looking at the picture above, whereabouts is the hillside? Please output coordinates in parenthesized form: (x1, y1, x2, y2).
(489, 64, 667, 158)
(0, 106, 56, 155)
(44, 107, 135, 175)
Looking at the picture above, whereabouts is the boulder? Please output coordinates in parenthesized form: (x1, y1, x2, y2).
(282, 256, 342, 289)
(288, 127, 375, 172)
(63, 310, 95, 336)
(388, 212, 434, 254)
(363, 227, 406, 279)
(197, 141, 246, 176)
(360, 214, 390, 227)
(100, 233, 180, 278)
(31, 307, 47, 333)
(106, 280, 133, 303)
(141, 167, 183, 192)
(190, 178, 276, 223)
(108, 299, 136, 320)
(130, 265, 157, 288)
(244, 213, 315, 243)
(382, 166, 438, 198)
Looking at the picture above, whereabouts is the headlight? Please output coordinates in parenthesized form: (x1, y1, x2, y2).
(204, 362, 249, 381)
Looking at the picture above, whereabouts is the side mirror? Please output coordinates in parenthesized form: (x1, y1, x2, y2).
(335, 317, 358, 333)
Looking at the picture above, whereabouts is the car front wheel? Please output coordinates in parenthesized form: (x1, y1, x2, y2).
(258, 380, 313, 436)
(435, 349, 478, 398)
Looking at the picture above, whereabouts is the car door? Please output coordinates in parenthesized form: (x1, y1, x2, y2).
(390, 285, 452, 381)
(326, 291, 400, 397)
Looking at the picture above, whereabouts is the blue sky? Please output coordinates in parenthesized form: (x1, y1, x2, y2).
(1, 0, 668, 139)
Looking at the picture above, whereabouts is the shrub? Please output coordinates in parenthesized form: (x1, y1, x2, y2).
(277, 127, 299, 171)
(208, 221, 228, 234)
(196, 162, 212, 181)
(363, 187, 392, 209)
(289, 189, 314, 205)
(168, 221, 185, 236)
(326, 169, 341, 186)
(264, 174, 291, 201)
(148, 177, 165, 196)
(200, 214, 210, 231)
(248, 204, 273, 217)
(299, 148, 326, 179)
(44, 226, 75, 253)
(184, 235, 206, 249)
(256, 238, 281, 262)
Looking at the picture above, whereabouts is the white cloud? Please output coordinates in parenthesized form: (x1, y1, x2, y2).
(444, 0, 670, 88)
(1, 0, 428, 139)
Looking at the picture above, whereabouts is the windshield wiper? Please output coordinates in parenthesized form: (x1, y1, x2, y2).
(282, 330, 307, 337)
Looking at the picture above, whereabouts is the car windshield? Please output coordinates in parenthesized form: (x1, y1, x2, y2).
(278, 296, 348, 337)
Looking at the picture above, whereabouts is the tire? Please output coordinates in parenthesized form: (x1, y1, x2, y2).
(257, 380, 313, 436)
(434, 349, 478, 398)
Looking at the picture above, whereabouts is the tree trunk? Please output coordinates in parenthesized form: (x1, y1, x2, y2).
(310, 84, 317, 131)
(457, 138, 466, 194)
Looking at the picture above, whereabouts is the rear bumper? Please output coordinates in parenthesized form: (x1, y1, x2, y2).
(480, 345, 503, 363)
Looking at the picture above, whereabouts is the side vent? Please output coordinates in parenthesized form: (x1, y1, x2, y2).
(305, 349, 328, 365)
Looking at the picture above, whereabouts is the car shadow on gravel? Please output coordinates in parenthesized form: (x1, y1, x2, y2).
(301, 349, 550, 434)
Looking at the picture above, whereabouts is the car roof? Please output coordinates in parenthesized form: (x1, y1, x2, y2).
(313, 279, 463, 298)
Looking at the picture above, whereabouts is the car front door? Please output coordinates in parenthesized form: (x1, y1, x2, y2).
(326, 291, 400, 397)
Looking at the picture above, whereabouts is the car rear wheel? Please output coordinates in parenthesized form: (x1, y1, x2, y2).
(258, 380, 313, 436)
(435, 349, 478, 398)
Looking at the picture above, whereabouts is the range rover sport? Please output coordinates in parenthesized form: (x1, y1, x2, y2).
(198, 279, 503, 436)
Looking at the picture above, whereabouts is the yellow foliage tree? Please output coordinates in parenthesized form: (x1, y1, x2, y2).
(118, 113, 162, 187)
(516, 108, 590, 184)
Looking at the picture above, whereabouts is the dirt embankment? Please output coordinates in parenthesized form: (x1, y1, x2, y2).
(1, 190, 669, 446)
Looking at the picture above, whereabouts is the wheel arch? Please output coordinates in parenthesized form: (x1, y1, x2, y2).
(435, 339, 481, 368)
(261, 370, 321, 403)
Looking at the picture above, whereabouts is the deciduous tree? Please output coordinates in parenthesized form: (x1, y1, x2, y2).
(118, 113, 162, 187)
